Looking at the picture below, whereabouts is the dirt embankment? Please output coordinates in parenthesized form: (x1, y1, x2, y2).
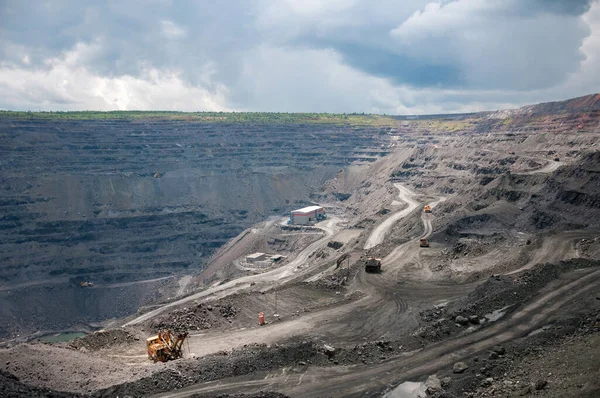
(417, 259, 600, 342)
(0, 370, 80, 398)
(70, 328, 140, 351)
(423, 309, 600, 398)
(94, 341, 323, 397)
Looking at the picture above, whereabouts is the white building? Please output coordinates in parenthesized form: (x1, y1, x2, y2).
(246, 252, 268, 263)
(290, 205, 326, 225)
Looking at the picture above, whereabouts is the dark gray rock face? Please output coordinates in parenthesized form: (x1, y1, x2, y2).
(0, 118, 390, 337)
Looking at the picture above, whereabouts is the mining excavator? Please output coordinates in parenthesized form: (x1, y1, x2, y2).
(146, 330, 188, 362)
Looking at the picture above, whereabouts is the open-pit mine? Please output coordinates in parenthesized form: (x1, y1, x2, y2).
(1, 94, 599, 398)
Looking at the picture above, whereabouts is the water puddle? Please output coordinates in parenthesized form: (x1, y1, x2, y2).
(384, 381, 427, 398)
(38, 332, 86, 343)
(484, 305, 510, 322)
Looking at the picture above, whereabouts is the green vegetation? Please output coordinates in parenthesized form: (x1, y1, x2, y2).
(0, 110, 399, 126)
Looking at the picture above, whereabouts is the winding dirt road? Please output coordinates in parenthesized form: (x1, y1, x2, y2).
(130, 184, 455, 358)
(153, 268, 600, 398)
(420, 196, 446, 239)
(364, 183, 420, 250)
(507, 230, 593, 275)
(124, 218, 339, 326)
(521, 159, 564, 175)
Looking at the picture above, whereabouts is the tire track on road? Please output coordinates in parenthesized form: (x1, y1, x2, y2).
(364, 183, 419, 250)
(124, 218, 339, 326)
(152, 268, 600, 398)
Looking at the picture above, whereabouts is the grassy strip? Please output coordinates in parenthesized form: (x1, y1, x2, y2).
(0, 110, 399, 126)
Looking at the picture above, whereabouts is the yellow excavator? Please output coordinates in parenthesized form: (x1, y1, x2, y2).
(146, 330, 188, 362)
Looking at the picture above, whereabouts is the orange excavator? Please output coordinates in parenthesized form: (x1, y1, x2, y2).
(146, 330, 188, 362)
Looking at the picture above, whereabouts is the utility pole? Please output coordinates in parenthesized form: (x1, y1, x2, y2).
(274, 289, 279, 318)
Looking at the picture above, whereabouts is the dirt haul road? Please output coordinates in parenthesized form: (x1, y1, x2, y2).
(522, 159, 564, 174)
(507, 230, 594, 275)
(176, 185, 456, 357)
(124, 218, 339, 326)
(152, 267, 600, 398)
(364, 183, 419, 250)
(121, 183, 450, 359)
(420, 196, 446, 239)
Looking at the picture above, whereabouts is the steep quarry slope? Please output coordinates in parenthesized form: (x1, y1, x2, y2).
(0, 94, 599, 398)
(0, 119, 390, 338)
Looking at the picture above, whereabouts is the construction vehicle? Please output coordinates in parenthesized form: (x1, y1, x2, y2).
(419, 238, 430, 248)
(146, 330, 188, 362)
(424, 205, 431, 213)
(80, 281, 94, 287)
(365, 257, 382, 273)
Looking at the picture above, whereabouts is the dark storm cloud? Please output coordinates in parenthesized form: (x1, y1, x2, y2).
(320, 41, 464, 87)
(531, 0, 594, 16)
(0, 0, 598, 112)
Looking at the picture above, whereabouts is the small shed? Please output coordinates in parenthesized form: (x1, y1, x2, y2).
(246, 252, 268, 263)
(290, 205, 325, 225)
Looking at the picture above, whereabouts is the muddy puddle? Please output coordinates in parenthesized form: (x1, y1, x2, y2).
(38, 332, 87, 343)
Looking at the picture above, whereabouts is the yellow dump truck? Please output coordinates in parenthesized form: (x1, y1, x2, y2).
(419, 238, 430, 247)
(424, 205, 431, 213)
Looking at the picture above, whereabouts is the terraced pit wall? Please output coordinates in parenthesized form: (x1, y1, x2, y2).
(0, 118, 391, 337)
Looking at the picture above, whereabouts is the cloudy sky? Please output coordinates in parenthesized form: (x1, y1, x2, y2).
(1, 0, 599, 114)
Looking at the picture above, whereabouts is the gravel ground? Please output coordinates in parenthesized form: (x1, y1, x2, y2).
(70, 328, 140, 351)
(0, 370, 80, 398)
(199, 393, 290, 398)
(416, 259, 600, 343)
(425, 308, 600, 398)
(94, 341, 324, 397)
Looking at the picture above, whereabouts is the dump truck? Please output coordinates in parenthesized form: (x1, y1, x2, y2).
(146, 330, 188, 362)
(80, 281, 94, 287)
(365, 257, 382, 273)
(419, 238, 430, 247)
(424, 205, 431, 213)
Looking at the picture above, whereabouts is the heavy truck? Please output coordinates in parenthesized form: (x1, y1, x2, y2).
(365, 257, 382, 273)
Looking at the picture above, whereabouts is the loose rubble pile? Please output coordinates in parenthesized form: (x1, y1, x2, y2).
(424, 309, 600, 398)
(95, 341, 321, 397)
(70, 329, 138, 351)
(0, 370, 79, 398)
(312, 268, 351, 291)
(417, 259, 600, 343)
(149, 301, 239, 332)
